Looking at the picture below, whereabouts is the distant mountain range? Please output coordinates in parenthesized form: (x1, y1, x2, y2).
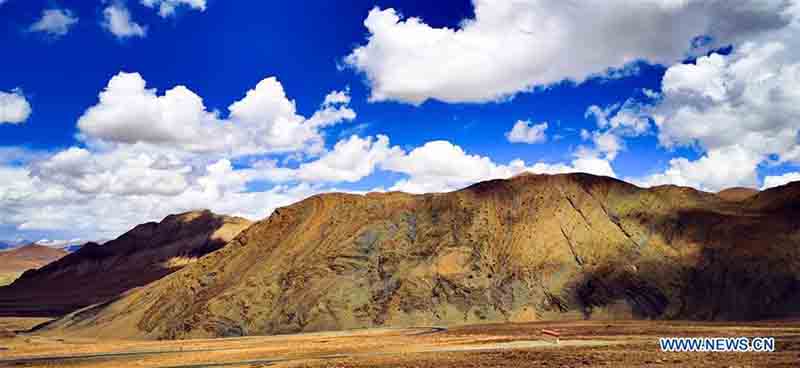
(0, 239, 32, 251)
(0, 244, 68, 286)
(0, 239, 94, 253)
(0, 210, 251, 317)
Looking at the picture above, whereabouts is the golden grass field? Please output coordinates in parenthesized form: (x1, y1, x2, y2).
(1, 319, 799, 367)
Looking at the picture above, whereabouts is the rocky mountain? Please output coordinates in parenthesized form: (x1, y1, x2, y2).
(0, 210, 252, 317)
(717, 187, 759, 202)
(41, 174, 800, 340)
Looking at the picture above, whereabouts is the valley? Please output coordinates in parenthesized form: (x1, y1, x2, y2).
(1, 319, 799, 367)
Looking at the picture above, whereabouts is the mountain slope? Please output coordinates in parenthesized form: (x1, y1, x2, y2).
(717, 187, 759, 202)
(0, 245, 67, 286)
(44, 174, 800, 339)
(0, 210, 251, 317)
(0, 244, 68, 274)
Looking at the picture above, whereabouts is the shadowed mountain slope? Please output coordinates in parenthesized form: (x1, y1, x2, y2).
(42, 174, 800, 339)
(0, 210, 251, 317)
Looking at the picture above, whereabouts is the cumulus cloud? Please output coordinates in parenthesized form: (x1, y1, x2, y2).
(632, 16, 800, 191)
(77, 72, 355, 156)
(0, 71, 370, 239)
(762, 172, 800, 189)
(322, 90, 351, 106)
(0, 160, 324, 238)
(29, 8, 78, 37)
(345, 0, 792, 104)
(654, 44, 800, 161)
(383, 140, 615, 193)
(632, 146, 763, 191)
(585, 98, 651, 137)
(506, 120, 547, 144)
(141, 0, 206, 17)
(0, 89, 31, 124)
(297, 135, 402, 183)
(33, 146, 191, 196)
(102, 3, 147, 39)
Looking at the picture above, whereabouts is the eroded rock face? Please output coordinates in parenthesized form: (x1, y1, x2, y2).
(45, 174, 800, 339)
(0, 210, 251, 317)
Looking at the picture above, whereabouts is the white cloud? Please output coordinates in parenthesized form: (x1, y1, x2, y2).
(0, 153, 326, 239)
(654, 43, 800, 161)
(632, 145, 762, 191)
(0, 72, 363, 239)
(33, 146, 191, 196)
(589, 131, 624, 160)
(297, 135, 402, 183)
(0, 89, 31, 124)
(345, 1, 792, 104)
(29, 8, 78, 37)
(102, 3, 147, 39)
(383, 140, 615, 193)
(506, 120, 547, 144)
(322, 89, 351, 106)
(634, 18, 800, 191)
(762, 172, 800, 189)
(141, 0, 206, 17)
(585, 98, 651, 137)
(77, 72, 355, 156)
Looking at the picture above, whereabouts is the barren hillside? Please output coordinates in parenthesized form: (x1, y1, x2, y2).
(0, 210, 251, 317)
(43, 174, 800, 339)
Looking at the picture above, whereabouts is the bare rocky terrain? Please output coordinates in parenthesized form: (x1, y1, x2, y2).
(38, 173, 800, 340)
(0, 210, 251, 317)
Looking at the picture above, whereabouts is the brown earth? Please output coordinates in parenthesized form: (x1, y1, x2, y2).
(0, 210, 251, 317)
(39, 173, 800, 340)
(0, 245, 67, 274)
(1, 320, 799, 367)
(716, 187, 759, 202)
(0, 245, 67, 287)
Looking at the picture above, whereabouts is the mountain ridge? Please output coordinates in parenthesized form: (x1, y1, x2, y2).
(40, 173, 800, 339)
(0, 210, 252, 317)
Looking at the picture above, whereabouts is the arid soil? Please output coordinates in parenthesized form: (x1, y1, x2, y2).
(0, 245, 68, 285)
(0, 245, 68, 287)
(45, 173, 800, 339)
(1, 319, 798, 367)
(0, 211, 251, 317)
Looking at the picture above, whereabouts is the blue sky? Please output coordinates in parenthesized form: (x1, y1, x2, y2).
(1, 0, 799, 241)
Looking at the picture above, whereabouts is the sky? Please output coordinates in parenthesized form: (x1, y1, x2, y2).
(1, 0, 800, 242)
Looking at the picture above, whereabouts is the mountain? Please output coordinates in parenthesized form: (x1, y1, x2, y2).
(0, 244, 68, 273)
(65, 244, 84, 253)
(0, 239, 31, 251)
(0, 245, 67, 286)
(41, 174, 800, 340)
(0, 210, 252, 317)
(717, 187, 759, 202)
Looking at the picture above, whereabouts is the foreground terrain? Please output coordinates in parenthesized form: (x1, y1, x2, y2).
(1, 319, 798, 367)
